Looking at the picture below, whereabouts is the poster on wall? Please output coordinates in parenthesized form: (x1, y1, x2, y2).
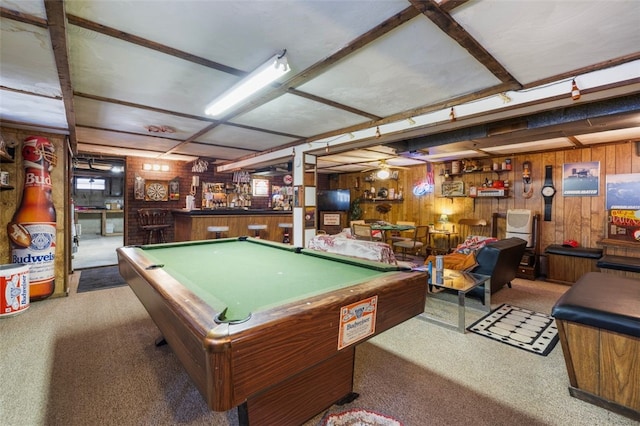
(305, 207, 315, 228)
(606, 173, 640, 209)
(607, 209, 640, 242)
(562, 161, 599, 196)
(169, 178, 180, 200)
(134, 175, 145, 200)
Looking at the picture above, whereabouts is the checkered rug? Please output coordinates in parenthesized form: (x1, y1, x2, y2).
(467, 304, 559, 356)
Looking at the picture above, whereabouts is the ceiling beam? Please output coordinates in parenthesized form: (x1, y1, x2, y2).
(44, 0, 77, 152)
(66, 14, 246, 77)
(409, 0, 520, 87)
(287, 89, 382, 121)
(0, 6, 47, 28)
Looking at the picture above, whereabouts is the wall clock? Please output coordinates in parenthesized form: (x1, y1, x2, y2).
(145, 180, 169, 201)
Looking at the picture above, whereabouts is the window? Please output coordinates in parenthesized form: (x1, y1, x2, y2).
(76, 177, 106, 190)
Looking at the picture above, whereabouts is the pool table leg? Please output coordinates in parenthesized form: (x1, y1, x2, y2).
(238, 347, 356, 426)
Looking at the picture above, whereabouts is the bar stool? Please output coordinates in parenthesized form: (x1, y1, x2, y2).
(279, 223, 293, 244)
(137, 208, 171, 244)
(207, 225, 229, 239)
(248, 224, 267, 239)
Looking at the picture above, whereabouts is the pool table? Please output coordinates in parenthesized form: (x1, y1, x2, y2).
(117, 237, 426, 426)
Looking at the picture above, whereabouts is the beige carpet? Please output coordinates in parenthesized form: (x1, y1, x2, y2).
(0, 276, 636, 426)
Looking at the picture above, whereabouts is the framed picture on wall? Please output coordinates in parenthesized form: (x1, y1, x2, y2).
(169, 178, 180, 200)
(442, 181, 464, 197)
(134, 174, 145, 200)
(252, 178, 269, 196)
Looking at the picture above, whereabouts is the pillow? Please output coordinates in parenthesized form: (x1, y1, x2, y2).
(455, 235, 498, 255)
(424, 252, 478, 271)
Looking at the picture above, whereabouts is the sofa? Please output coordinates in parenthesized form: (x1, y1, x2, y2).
(427, 236, 527, 299)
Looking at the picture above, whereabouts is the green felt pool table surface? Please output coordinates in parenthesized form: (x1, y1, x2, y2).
(133, 237, 403, 321)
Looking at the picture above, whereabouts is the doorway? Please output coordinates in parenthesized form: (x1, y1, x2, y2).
(71, 156, 125, 270)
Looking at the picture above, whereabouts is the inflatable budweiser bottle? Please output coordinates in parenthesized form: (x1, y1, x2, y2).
(7, 136, 57, 300)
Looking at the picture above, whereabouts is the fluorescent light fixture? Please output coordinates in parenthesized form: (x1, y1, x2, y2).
(205, 51, 290, 116)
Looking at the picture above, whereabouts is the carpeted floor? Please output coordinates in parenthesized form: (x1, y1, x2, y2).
(2, 277, 637, 426)
(77, 265, 127, 293)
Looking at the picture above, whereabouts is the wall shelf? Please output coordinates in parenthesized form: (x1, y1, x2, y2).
(443, 169, 510, 179)
(361, 198, 403, 203)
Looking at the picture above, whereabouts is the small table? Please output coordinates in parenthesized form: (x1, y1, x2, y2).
(428, 230, 458, 254)
(371, 223, 415, 244)
(418, 268, 490, 333)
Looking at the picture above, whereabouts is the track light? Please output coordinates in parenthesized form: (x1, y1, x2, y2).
(407, 117, 416, 125)
(375, 126, 381, 138)
(205, 50, 290, 116)
(571, 79, 581, 100)
(449, 107, 456, 122)
(498, 92, 512, 104)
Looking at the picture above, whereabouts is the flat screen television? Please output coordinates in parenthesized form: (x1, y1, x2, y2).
(317, 189, 350, 211)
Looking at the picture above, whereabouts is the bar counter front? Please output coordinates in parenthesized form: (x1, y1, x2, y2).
(117, 237, 426, 425)
(171, 208, 292, 242)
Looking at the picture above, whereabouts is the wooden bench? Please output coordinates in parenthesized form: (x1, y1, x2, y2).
(597, 239, 640, 279)
(544, 244, 602, 285)
(552, 272, 640, 421)
(596, 254, 640, 274)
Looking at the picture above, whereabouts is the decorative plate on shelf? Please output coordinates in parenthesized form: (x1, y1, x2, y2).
(145, 180, 169, 201)
(377, 187, 388, 198)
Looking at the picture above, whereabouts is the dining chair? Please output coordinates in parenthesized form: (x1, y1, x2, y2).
(457, 218, 488, 245)
(389, 221, 416, 244)
(352, 223, 375, 241)
(393, 225, 429, 260)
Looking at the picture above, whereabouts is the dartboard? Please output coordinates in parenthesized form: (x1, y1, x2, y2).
(146, 182, 168, 201)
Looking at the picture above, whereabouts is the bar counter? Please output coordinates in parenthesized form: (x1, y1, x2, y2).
(172, 208, 292, 242)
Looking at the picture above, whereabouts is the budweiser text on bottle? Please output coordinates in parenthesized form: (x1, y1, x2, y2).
(7, 136, 58, 301)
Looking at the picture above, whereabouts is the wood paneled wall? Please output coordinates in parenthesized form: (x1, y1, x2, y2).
(332, 140, 640, 251)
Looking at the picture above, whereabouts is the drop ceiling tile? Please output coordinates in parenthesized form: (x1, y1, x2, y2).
(198, 124, 298, 152)
(574, 127, 640, 145)
(76, 127, 182, 152)
(68, 25, 237, 117)
(230, 93, 367, 137)
(170, 143, 254, 160)
(453, 2, 640, 84)
(74, 98, 210, 138)
(0, 91, 67, 128)
(298, 16, 501, 117)
(483, 137, 573, 154)
(0, 19, 60, 96)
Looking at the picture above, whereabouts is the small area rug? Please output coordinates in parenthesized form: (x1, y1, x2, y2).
(467, 304, 558, 356)
(320, 409, 402, 426)
(77, 265, 127, 293)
